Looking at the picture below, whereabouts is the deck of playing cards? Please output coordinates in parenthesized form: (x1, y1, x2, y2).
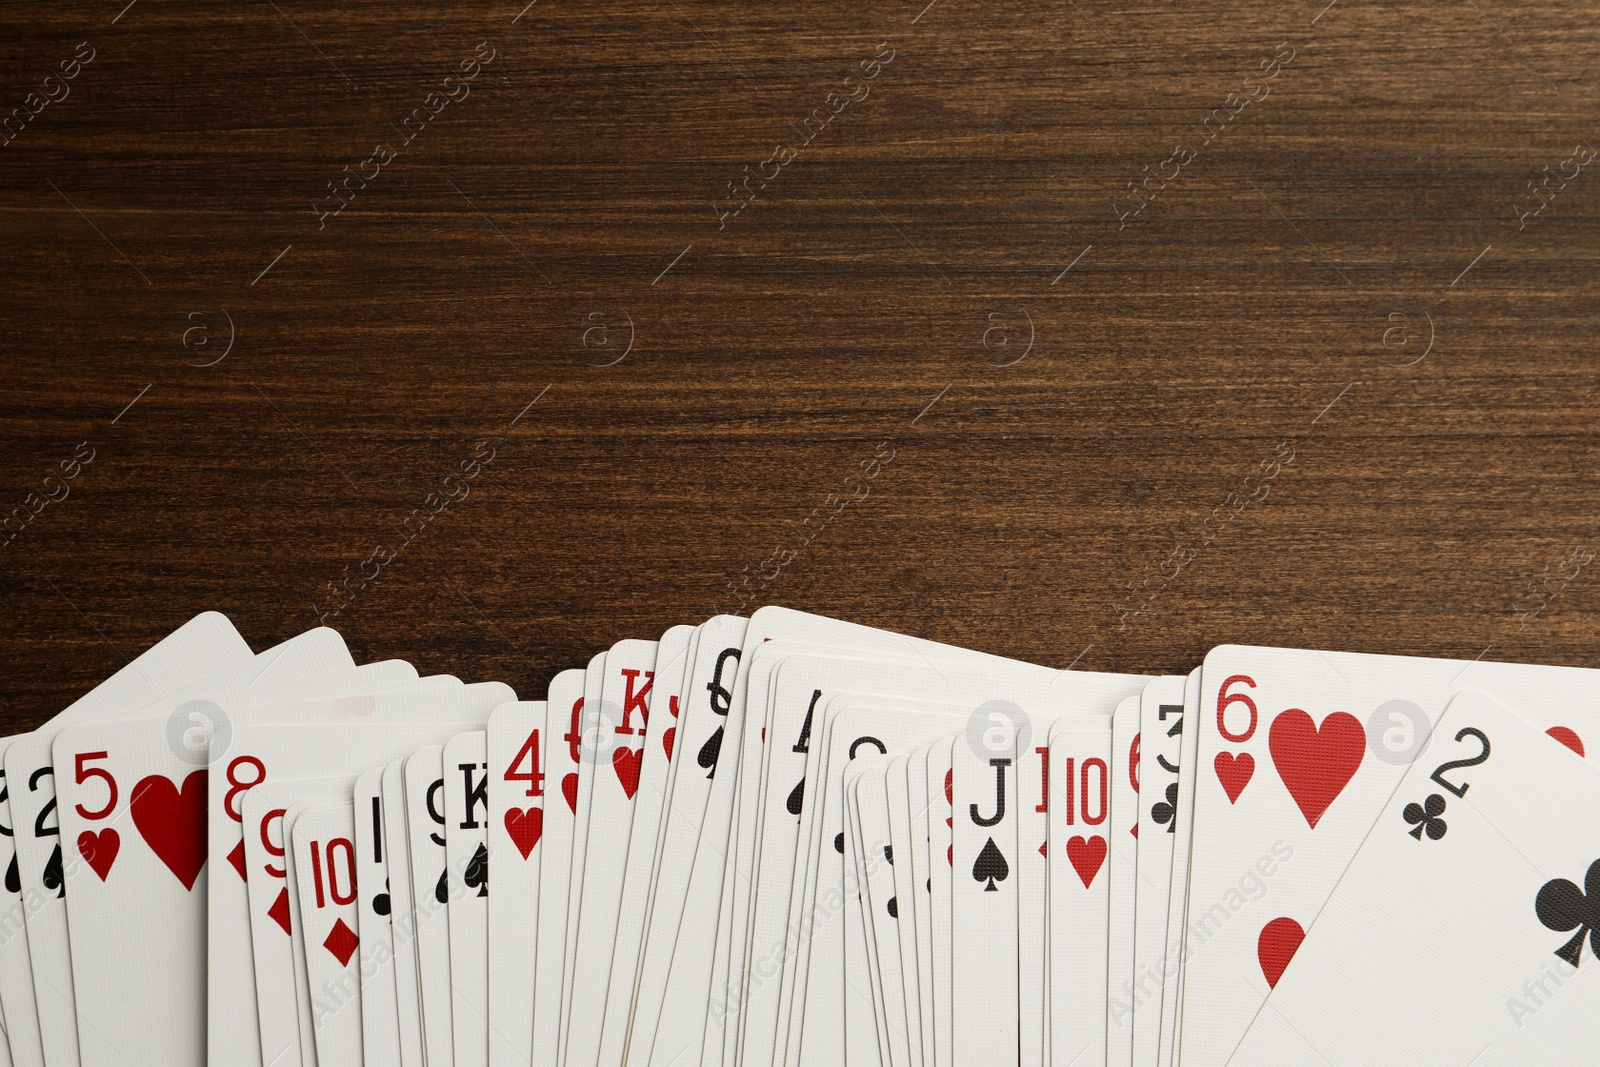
(0, 606, 1595, 1066)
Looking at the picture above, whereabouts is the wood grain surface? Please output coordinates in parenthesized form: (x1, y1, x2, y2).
(2, 0, 1598, 727)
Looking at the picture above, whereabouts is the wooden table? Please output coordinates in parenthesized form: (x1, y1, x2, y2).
(2, 0, 1596, 725)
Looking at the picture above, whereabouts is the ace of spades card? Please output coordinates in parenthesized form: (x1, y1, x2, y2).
(1229, 690, 1600, 1066)
(1180, 646, 1600, 1067)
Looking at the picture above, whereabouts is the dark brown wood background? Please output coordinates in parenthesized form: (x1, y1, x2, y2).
(2, 0, 1597, 727)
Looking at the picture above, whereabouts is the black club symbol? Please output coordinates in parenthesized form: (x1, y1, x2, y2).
(1536, 858, 1600, 968)
(1151, 783, 1179, 833)
(1403, 793, 1448, 840)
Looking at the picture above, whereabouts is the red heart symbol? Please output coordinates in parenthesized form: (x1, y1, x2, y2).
(1214, 751, 1255, 803)
(562, 773, 578, 814)
(1268, 709, 1364, 829)
(504, 807, 543, 860)
(130, 771, 208, 891)
(1258, 916, 1305, 988)
(1066, 835, 1107, 888)
(613, 747, 642, 799)
(77, 829, 119, 881)
(662, 727, 676, 761)
(1547, 726, 1585, 757)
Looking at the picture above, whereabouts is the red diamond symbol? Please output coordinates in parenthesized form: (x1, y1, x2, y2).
(323, 918, 359, 967)
(227, 841, 247, 882)
(268, 888, 292, 936)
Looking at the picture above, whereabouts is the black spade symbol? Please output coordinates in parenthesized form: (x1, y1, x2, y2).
(42, 844, 63, 898)
(4, 854, 18, 895)
(434, 867, 449, 905)
(972, 837, 1009, 892)
(786, 780, 804, 817)
(465, 843, 489, 898)
(698, 727, 724, 778)
(887, 897, 898, 918)
(834, 832, 844, 854)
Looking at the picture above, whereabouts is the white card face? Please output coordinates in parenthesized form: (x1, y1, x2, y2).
(1155, 669, 1200, 1067)
(742, 647, 940, 1067)
(405, 746, 454, 1067)
(241, 778, 357, 1067)
(219, 714, 507, 1067)
(927, 739, 955, 1067)
(557, 651, 607, 1067)
(904, 745, 936, 1067)
(1231, 690, 1600, 1065)
(744, 648, 1147, 1067)
(1128, 676, 1188, 1067)
(795, 700, 968, 1067)
(205, 678, 497, 1067)
(568, 640, 658, 1067)
(886, 755, 925, 1067)
(1045, 714, 1114, 1067)
(951, 733, 1018, 1066)
(661, 603, 1115, 1067)
(1104, 693, 1143, 1067)
(598, 624, 694, 1067)
(291, 801, 365, 1067)
(354, 766, 403, 1067)
(443, 731, 490, 1067)
(486, 700, 549, 1067)
(1179, 647, 1600, 1067)
(735, 646, 890, 1067)
(4, 614, 273, 1067)
(0, 733, 43, 1067)
(842, 761, 890, 1067)
(531, 669, 587, 1067)
(628, 616, 747, 1067)
(384, 758, 427, 1067)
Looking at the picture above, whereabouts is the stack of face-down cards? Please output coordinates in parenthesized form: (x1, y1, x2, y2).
(0, 607, 1594, 1067)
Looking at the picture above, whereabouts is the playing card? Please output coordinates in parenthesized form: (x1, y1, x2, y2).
(1104, 692, 1142, 1067)
(486, 700, 549, 1067)
(904, 744, 937, 1067)
(531, 669, 588, 1067)
(1128, 675, 1190, 1067)
(405, 745, 455, 1067)
(626, 616, 747, 1067)
(568, 640, 658, 1067)
(55, 663, 449, 1067)
(443, 730, 490, 1067)
(1229, 689, 1600, 1065)
(556, 651, 607, 1067)
(205, 678, 496, 1067)
(790, 698, 970, 1067)
(354, 765, 404, 1067)
(290, 800, 365, 1067)
(0, 612, 258, 1067)
(1045, 713, 1114, 1067)
(1155, 670, 1200, 1067)
(598, 624, 695, 1067)
(885, 755, 926, 1067)
(927, 738, 955, 1067)
(951, 725, 1017, 1066)
(1178, 646, 1600, 1067)
(843, 759, 893, 1067)
(384, 757, 427, 1067)
(242, 777, 356, 1067)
